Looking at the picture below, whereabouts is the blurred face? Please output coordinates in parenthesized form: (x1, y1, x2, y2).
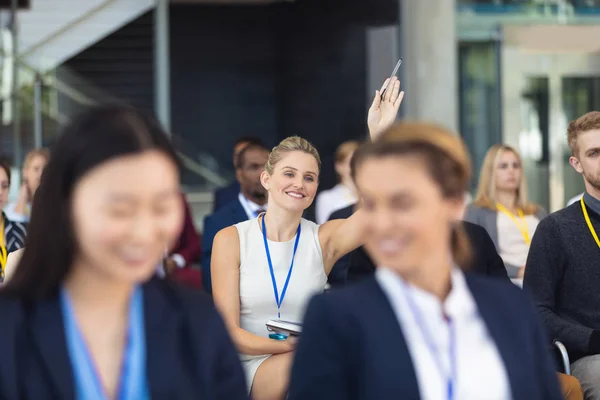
(24, 154, 48, 196)
(261, 151, 319, 213)
(236, 148, 268, 200)
(570, 129, 600, 191)
(233, 141, 250, 167)
(495, 150, 521, 192)
(71, 150, 183, 284)
(335, 151, 355, 182)
(0, 168, 9, 210)
(355, 156, 463, 274)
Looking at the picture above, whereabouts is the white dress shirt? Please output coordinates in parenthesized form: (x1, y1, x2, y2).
(496, 212, 539, 269)
(376, 267, 512, 400)
(315, 184, 356, 224)
(238, 193, 267, 220)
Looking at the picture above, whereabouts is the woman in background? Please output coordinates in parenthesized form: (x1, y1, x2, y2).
(0, 161, 27, 280)
(315, 140, 360, 224)
(288, 122, 569, 400)
(0, 105, 247, 399)
(465, 144, 546, 279)
(4, 148, 49, 223)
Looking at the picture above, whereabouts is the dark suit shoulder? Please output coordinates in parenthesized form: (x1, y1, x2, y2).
(144, 278, 216, 317)
(313, 276, 381, 314)
(328, 204, 354, 221)
(465, 273, 531, 308)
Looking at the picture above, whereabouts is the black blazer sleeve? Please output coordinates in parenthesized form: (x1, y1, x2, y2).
(208, 307, 248, 399)
(288, 295, 354, 400)
(523, 291, 564, 400)
(180, 289, 248, 400)
(463, 222, 509, 281)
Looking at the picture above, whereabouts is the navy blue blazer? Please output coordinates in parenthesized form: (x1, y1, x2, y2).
(0, 278, 248, 399)
(213, 181, 240, 212)
(288, 274, 562, 400)
(202, 198, 248, 294)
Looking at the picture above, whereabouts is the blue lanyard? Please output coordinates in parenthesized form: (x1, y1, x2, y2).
(60, 286, 150, 400)
(399, 281, 456, 400)
(261, 216, 301, 319)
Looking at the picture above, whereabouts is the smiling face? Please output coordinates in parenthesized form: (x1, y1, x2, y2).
(261, 151, 319, 213)
(355, 155, 463, 274)
(71, 150, 183, 284)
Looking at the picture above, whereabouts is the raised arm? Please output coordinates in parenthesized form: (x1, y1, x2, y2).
(211, 226, 294, 356)
(367, 76, 404, 140)
(318, 78, 404, 272)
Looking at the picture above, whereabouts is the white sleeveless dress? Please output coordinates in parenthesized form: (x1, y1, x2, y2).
(235, 216, 327, 392)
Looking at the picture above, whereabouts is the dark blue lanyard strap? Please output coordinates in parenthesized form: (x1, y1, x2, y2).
(400, 281, 456, 400)
(262, 216, 301, 319)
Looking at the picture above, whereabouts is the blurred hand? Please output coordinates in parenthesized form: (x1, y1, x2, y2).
(284, 335, 298, 352)
(163, 257, 177, 276)
(17, 181, 29, 202)
(367, 76, 404, 140)
(517, 267, 525, 279)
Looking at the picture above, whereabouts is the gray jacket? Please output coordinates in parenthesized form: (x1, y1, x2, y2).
(464, 204, 547, 278)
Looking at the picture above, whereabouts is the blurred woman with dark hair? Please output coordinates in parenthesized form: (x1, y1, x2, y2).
(0, 106, 247, 399)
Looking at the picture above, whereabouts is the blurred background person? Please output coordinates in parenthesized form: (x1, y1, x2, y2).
(162, 193, 203, 289)
(0, 105, 247, 399)
(315, 140, 360, 224)
(288, 122, 567, 400)
(465, 144, 546, 280)
(0, 160, 26, 280)
(202, 140, 269, 294)
(213, 136, 264, 212)
(4, 148, 49, 223)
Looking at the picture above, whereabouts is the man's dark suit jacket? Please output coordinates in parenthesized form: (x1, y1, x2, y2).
(0, 278, 248, 399)
(213, 182, 240, 212)
(202, 198, 248, 294)
(328, 204, 510, 284)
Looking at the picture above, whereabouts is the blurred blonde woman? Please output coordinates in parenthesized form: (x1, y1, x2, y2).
(315, 141, 360, 224)
(465, 144, 546, 279)
(4, 148, 50, 223)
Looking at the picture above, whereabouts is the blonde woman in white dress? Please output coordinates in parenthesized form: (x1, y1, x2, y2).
(211, 77, 404, 400)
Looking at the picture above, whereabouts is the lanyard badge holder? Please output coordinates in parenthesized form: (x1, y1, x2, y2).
(262, 216, 301, 341)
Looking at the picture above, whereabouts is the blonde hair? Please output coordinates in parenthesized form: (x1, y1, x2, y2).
(265, 136, 321, 175)
(351, 122, 473, 269)
(567, 111, 600, 157)
(473, 144, 538, 214)
(23, 148, 50, 171)
(335, 140, 360, 164)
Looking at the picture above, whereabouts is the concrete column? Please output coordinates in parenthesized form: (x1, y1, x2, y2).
(400, 0, 457, 132)
(154, 0, 171, 133)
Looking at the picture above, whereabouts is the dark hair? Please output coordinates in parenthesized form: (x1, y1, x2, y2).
(233, 137, 266, 168)
(351, 122, 473, 269)
(236, 142, 269, 170)
(234, 136, 263, 148)
(0, 160, 11, 184)
(1, 105, 179, 300)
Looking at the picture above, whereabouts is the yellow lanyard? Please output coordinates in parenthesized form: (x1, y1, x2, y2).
(0, 217, 6, 277)
(580, 197, 600, 248)
(496, 204, 531, 245)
